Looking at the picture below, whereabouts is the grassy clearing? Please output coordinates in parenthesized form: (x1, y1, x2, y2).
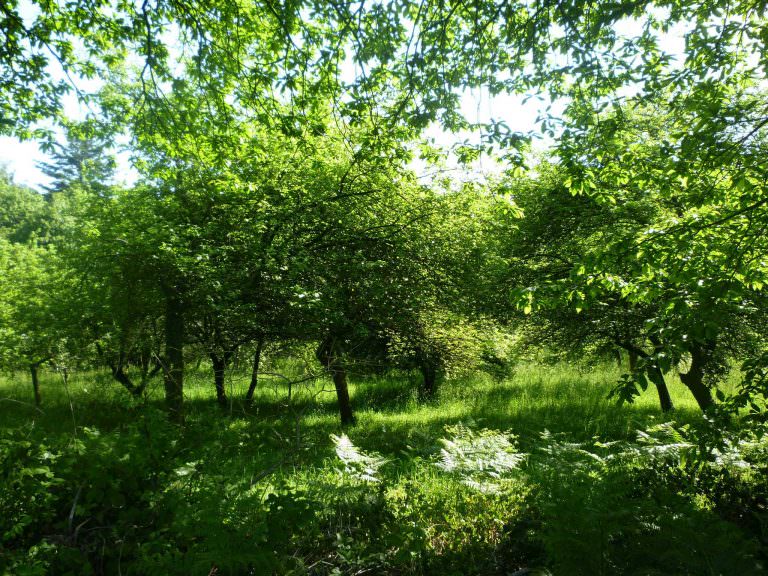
(1, 360, 710, 435)
(0, 363, 764, 575)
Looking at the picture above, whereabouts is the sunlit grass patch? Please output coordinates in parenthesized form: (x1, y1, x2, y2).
(1, 361, 764, 575)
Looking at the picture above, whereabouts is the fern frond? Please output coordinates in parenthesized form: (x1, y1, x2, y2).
(331, 434, 388, 483)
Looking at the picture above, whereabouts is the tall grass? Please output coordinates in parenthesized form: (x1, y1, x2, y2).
(0, 361, 762, 575)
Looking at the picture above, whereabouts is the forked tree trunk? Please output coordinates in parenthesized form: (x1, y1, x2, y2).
(110, 362, 139, 396)
(245, 337, 265, 406)
(108, 357, 160, 397)
(316, 336, 355, 426)
(679, 341, 714, 412)
(163, 291, 185, 422)
(30, 363, 41, 407)
(97, 342, 147, 397)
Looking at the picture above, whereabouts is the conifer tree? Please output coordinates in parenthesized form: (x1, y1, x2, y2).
(37, 125, 114, 196)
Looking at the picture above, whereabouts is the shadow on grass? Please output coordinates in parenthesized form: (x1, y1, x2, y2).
(1, 366, 704, 449)
(1, 367, 762, 576)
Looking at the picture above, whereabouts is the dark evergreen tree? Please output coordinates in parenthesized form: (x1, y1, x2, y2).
(37, 125, 115, 196)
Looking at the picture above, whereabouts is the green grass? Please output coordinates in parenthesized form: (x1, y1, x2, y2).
(0, 360, 710, 437)
(0, 362, 764, 575)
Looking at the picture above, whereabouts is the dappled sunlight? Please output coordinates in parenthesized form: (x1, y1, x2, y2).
(2, 361, 766, 575)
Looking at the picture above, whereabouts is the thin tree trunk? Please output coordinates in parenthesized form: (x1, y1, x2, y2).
(210, 353, 228, 407)
(419, 361, 437, 401)
(648, 366, 674, 413)
(316, 336, 355, 426)
(331, 364, 354, 426)
(647, 340, 674, 413)
(30, 363, 41, 407)
(618, 341, 674, 413)
(245, 337, 265, 406)
(416, 347, 439, 401)
(163, 291, 185, 421)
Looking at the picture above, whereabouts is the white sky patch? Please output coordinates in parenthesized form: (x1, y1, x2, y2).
(0, 138, 53, 190)
(0, 84, 139, 191)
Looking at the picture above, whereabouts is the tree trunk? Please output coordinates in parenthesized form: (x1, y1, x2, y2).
(648, 365, 674, 413)
(109, 362, 139, 396)
(331, 364, 355, 426)
(210, 353, 228, 407)
(316, 336, 355, 426)
(416, 347, 439, 401)
(647, 341, 674, 413)
(419, 361, 437, 401)
(97, 343, 143, 397)
(30, 363, 41, 407)
(679, 341, 714, 412)
(245, 337, 265, 406)
(628, 350, 638, 372)
(163, 291, 185, 421)
(618, 341, 674, 413)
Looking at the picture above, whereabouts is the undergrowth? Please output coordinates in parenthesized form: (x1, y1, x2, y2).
(0, 363, 765, 575)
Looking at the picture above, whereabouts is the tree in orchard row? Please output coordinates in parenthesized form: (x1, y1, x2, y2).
(63, 183, 166, 398)
(0, 127, 129, 404)
(0, 170, 66, 404)
(0, 171, 69, 405)
(69, 87, 447, 422)
(504, 98, 767, 413)
(501, 163, 680, 412)
(0, 239, 63, 406)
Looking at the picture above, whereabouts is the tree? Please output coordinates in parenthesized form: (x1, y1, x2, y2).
(559, 95, 767, 413)
(500, 163, 677, 411)
(36, 123, 115, 196)
(0, 239, 66, 406)
(61, 187, 165, 397)
(0, 168, 48, 244)
(0, 171, 61, 405)
(503, 100, 767, 412)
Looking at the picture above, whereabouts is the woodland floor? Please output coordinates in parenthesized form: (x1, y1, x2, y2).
(1, 362, 765, 575)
